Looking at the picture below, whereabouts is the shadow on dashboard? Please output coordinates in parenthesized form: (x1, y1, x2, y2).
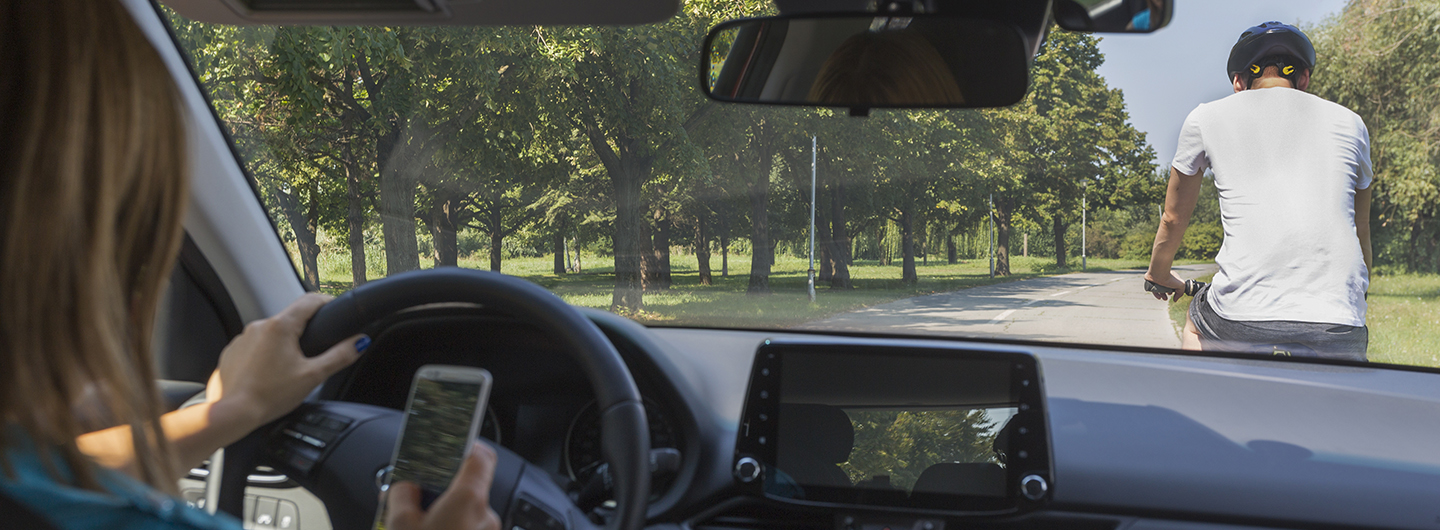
(1047, 398, 1439, 521)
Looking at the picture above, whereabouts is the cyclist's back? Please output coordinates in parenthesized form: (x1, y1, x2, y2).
(1174, 85, 1372, 327)
(1145, 21, 1374, 360)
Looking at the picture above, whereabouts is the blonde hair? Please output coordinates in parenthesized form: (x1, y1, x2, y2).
(0, 0, 189, 491)
(808, 30, 965, 106)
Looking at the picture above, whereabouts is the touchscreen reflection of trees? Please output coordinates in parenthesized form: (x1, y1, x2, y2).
(840, 408, 1001, 492)
(394, 380, 482, 492)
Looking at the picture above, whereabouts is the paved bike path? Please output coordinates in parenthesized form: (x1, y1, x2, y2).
(797, 264, 1218, 348)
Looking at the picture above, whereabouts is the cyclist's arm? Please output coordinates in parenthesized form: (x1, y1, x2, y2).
(1355, 184, 1373, 272)
(1147, 167, 1203, 279)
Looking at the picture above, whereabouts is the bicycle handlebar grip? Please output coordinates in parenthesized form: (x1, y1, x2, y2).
(1144, 279, 1176, 294)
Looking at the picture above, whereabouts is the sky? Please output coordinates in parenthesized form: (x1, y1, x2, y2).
(1093, 0, 1348, 169)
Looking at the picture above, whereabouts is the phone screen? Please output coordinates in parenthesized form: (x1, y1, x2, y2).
(394, 378, 486, 492)
(377, 372, 489, 529)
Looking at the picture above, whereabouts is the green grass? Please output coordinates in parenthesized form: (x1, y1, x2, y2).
(1166, 273, 1440, 369)
(1167, 273, 1215, 339)
(1366, 275, 1440, 368)
(305, 247, 1158, 328)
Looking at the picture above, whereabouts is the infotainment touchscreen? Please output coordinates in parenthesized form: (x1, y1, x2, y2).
(734, 342, 1051, 513)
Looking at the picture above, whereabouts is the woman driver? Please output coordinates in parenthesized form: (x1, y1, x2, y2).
(0, 1, 500, 529)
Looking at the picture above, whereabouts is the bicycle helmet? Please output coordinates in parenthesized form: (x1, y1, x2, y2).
(1226, 22, 1316, 83)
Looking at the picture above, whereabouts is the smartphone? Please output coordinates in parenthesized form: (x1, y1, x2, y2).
(374, 364, 493, 530)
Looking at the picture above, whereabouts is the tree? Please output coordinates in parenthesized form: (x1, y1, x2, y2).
(1309, 0, 1440, 273)
(976, 30, 1156, 272)
(1029, 33, 1155, 267)
(540, 15, 729, 309)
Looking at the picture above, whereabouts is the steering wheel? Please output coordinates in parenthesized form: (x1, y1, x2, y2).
(206, 268, 651, 530)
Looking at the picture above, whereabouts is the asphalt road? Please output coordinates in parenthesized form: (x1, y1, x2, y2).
(798, 264, 1218, 349)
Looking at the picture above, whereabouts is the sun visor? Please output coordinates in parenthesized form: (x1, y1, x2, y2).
(161, 0, 680, 26)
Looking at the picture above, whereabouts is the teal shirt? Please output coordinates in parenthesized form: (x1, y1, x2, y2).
(0, 430, 242, 530)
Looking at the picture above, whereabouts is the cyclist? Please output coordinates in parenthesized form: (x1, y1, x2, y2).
(1144, 22, 1374, 361)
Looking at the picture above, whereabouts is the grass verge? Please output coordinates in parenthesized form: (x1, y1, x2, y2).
(1166, 273, 1215, 339)
(1366, 275, 1440, 368)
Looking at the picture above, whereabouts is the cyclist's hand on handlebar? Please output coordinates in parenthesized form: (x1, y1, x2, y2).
(1144, 270, 1187, 302)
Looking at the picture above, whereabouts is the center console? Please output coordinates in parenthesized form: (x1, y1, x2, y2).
(733, 340, 1052, 519)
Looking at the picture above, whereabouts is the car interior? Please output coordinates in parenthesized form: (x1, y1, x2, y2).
(13, 0, 1440, 530)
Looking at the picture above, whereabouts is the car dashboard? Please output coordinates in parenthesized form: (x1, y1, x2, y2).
(304, 305, 1440, 530)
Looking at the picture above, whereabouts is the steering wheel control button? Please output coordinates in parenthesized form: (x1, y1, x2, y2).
(510, 499, 566, 530)
(269, 408, 358, 478)
(276, 500, 299, 529)
(254, 497, 278, 528)
(735, 457, 762, 483)
(1021, 474, 1049, 500)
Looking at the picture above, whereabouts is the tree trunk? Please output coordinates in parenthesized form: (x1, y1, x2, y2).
(343, 158, 368, 287)
(657, 213, 672, 289)
(900, 208, 918, 285)
(748, 187, 771, 292)
(747, 183, 772, 294)
(609, 157, 648, 310)
(272, 186, 321, 290)
(640, 217, 659, 291)
(995, 199, 1013, 276)
(572, 230, 584, 274)
(1052, 216, 1068, 269)
(696, 212, 713, 286)
(643, 207, 672, 291)
(427, 190, 460, 268)
(302, 192, 322, 288)
(377, 125, 420, 277)
(346, 195, 367, 286)
(747, 143, 773, 295)
(946, 232, 957, 264)
(827, 183, 852, 288)
(487, 207, 503, 272)
(817, 190, 833, 282)
(553, 224, 566, 275)
(720, 234, 730, 277)
(879, 224, 891, 266)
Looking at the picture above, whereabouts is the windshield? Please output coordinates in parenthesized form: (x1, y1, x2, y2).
(165, 0, 1439, 368)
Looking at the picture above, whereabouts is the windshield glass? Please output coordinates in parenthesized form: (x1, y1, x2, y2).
(165, 0, 1439, 368)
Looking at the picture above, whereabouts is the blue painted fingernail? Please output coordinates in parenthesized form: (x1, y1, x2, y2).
(355, 335, 371, 352)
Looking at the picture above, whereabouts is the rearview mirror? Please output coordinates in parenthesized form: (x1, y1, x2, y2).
(700, 15, 1031, 112)
(1052, 0, 1172, 33)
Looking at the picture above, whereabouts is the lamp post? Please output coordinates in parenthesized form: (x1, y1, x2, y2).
(808, 136, 816, 303)
(1081, 182, 1087, 270)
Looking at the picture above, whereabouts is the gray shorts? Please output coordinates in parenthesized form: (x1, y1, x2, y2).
(1188, 284, 1368, 362)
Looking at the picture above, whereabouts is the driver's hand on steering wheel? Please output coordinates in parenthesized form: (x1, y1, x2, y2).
(207, 293, 367, 433)
(385, 442, 503, 530)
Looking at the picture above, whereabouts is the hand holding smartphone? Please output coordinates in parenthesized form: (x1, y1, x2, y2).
(375, 364, 494, 530)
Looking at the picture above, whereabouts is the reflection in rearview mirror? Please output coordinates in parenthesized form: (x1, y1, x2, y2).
(1053, 0, 1173, 33)
(701, 15, 1031, 110)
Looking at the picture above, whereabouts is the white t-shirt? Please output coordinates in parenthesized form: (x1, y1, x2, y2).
(1172, 87, 1373, 326)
